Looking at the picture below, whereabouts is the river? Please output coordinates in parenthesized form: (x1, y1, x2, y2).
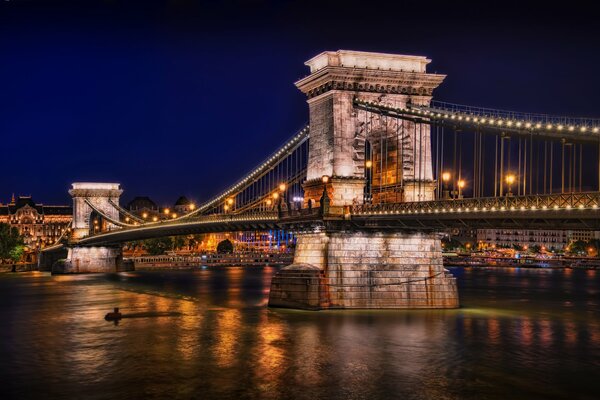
(0, 267, 598, 399)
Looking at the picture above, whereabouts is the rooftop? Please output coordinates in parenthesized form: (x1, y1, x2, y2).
(304, 50, 431, 74)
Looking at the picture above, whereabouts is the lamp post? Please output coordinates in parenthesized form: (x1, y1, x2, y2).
(442, 171, 451, 199)
(457, 179, 465, 199)
(364, 160, 373, 204)
(505, 174, 515, 197)
(320, 175, 330, 215)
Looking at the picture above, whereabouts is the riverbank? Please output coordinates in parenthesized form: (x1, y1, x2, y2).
(443, 254, 600, 269)
(0, 263, 37, 273)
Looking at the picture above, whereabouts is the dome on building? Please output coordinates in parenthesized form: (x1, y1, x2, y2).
(126, 196, 158, 211)
(13, 196, 36, 209)
(174, 196, 191, 206)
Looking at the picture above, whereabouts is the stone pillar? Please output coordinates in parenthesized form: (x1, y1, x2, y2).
(295, 50, 445, 209)
(269, 51, 458, 310)
(269, 231, 459, 309)
(69, 183, 123, 239)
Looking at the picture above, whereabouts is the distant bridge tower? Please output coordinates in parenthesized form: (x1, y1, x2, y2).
(60, 183, 125, 273)
(295, 50, 445, 206)
(69, 183, 123, 239)
(269, 51, 458, 310)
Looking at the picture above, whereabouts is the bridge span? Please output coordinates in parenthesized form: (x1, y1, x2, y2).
(42, 50, 600, 310)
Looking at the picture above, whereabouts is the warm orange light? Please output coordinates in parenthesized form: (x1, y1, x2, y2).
(189, 203, 196, 210)
(442, 171, 451, 182)
(152, 216, 158, 222)
(365, 160, 373, 168)
(505, 174, 516, 185)
(279, 183, 286, 192)
(272, 193, 279, 200)
(164, 208, 170, 215)
(458, 180, 466, 189)
(322, 175, 329, 183)
(125, 217, 130, 222)
(172, 213, 177, 218)
(266, 199, 272, 206)
(224, 204, 229, 211)
(227, 198, 234, 205)
(142, 212, 148, 219)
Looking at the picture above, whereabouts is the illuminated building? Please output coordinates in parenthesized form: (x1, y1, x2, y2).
(0, 195, 72, 253)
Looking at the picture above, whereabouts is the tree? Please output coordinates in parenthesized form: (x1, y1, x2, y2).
(530, 244, 542, 254)
(171, 236, 186, 250)
(567, 240, 587, 256)
(216, 239, 234, 254)
(143, 237, 173, 255)
(441, 237, 464, 251)
(0, 223, 25, 263)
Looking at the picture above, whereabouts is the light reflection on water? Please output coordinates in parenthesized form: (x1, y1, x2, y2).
(0, 266, 599, 399)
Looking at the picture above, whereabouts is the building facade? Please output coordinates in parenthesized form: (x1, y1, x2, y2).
(0, 195, 72, 254)
(476, 228, 600, 250)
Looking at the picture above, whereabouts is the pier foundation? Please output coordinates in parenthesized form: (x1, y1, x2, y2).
(268, 231, 459, 309)
(53, 246, 132, 274)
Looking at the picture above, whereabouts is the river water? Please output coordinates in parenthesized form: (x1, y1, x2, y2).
(0, 267, 599, 400)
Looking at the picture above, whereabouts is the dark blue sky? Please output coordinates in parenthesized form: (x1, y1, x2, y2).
(1, 0, 599, 206)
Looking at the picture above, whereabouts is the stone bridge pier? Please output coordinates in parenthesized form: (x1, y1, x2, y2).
(268, 50, 459, 309)
(56, 183, 127, 274)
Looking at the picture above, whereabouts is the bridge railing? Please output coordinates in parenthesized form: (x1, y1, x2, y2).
(427, 100, 600, 128)
(81, 211, 280, 239)
(352, 192, 600, 215)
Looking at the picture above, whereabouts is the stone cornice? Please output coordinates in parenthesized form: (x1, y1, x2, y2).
(69, 189, 123, 198)
(295, 66, 445, 99)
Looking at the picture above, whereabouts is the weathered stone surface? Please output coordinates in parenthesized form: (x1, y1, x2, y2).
(269, 231, 459, 310)
(268, 264, 329, 310)
(56, 246, 125, 274)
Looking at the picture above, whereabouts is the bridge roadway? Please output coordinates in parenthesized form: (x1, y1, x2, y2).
(66, 192, 600, 247)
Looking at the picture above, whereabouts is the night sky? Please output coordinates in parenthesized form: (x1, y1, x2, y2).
(1, 0, 599, 206)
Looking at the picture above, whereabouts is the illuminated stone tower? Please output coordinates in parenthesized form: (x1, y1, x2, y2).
(295, 50, 445, 207)
(269, 50, 458, 310)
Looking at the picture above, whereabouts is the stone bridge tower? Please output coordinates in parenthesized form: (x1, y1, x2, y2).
(69, 183, 122, 239)
(295, 50, 445, 207)
(59, 183, 125, 273)
(269, 50, 458, 310)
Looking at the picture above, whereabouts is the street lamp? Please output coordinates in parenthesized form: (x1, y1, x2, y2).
(505, 174, 515, 196)
(364, 160, 373, 204)
(457, 179, 465, 199)
(442, 171, 451, 199)
(279, 183, 286, 192)
(320, 175, 330, 214)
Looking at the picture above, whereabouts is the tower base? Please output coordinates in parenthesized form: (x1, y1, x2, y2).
(52, 246, 133, 274)
(268, 231, 459, 309)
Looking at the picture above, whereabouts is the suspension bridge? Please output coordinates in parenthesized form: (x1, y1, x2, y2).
(40, 50, 600, 310)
